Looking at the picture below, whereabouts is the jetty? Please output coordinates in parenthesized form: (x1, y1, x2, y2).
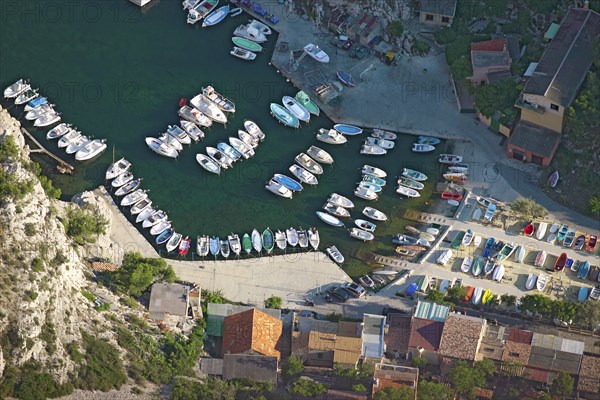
(20, 128, 74, 174)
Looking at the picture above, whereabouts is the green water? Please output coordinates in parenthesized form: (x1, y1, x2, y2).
(1, 0, 443, 277)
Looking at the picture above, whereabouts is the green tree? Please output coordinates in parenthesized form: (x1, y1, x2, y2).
(0, 135, 19, 160)
(449, 360, 486, 399)
(64, 206, 109, 245)
(550, 371, 574, 399)
(510, 198, 548, 220)
(352, 384, 367, 392)
(264, 295, 282, 309)
(447, 285, 467, 302)
(589, 194, 600, 215)
(288, 377, 326, 397)
(375, 385, 414, 400)
(500, 294, 517, 308)
(474, 80, 522, 118)
(411, 356, 428, 370)
(449, 56, 473, 82)
(111, 252, 176, 297)
(574, 300, 600, 331)
(418, 380, 453, 400)
(282, 355, 304, 378)
(425, 289, 446, 303)
(475, 358, 495, 379)
(388, 20, 404, 37)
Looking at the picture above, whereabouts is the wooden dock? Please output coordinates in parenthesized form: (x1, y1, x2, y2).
(20, 128, 74, 173)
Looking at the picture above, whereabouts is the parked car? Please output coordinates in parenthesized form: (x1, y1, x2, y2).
(342, 39, 353, 50)
(329, 287, 350, 303)
(343, 282, 366, 298)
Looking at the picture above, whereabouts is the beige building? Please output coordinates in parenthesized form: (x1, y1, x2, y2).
(417, 0, 457, 27)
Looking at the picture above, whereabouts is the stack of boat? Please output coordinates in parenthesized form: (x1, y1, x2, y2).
(395, 225, 438, 256)
(439, 153, 468, 183)
(199, 120, 265, 175)
(396, 168, 427, 198)
(354, 164, 386, 201)
(230, 19, 271, 60)
(411, 135, 440, 153)
(47, 123, 108, 161)
(361, 128, 395, 156)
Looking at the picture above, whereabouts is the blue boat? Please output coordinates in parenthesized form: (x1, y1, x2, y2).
(156, 229, 173, 245)
(202, 4, 229, 27)
(209, 236, 220, 256)
(578, 287, 589, 302)
(557, 224, 569, 242)
(273, 174, 303, 192)
(577, 261, 590, 279)
(417, 136, 441, 146)
(270, 103, 300, 128)
(482, 237, 495, 258)
(405, 282, 418, 296)
(336, 70, 355, 87)
(333, 123, 363, 136)
(217, 142, 241, 162)
(24, 96, 47, 111)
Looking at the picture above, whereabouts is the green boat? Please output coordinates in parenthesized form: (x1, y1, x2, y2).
(262, 228, 274, 253)
(362, 175, 386, 187)
(471, 256, 484, 276)
(270, 103, 299, 128)
(402, 168, 428, 181)
(450, 231, 465, 250)
(397, 176, 424, 190)
(231, 37, 263, 53)
(295, 91, 320, 116)
(242, 233, 252, 254)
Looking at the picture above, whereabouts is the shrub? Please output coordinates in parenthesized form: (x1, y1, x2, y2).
(64, 207, 109, 245)
(77, 333, 127, 391)
(352, 384, 367, 392)
(289, 377, 327, 397)
(388, 20, 404, 37)
(111, 252, 176, 297)
(25, 161, 61, 199)
(81, 290, 96, 303)
(24, 223, 36, 237)
(120, 296, 138, 309)
(0, 136, 19, 160)
(510, 198, 548, 220)
(434, 27, 457, 44)
(31, 258, 43, 272)
(264, 295, 282, 309)
(282, 355, 304, 378)
(40, 322, 57, 355)
(14, 361, 73, 400)
(0, 170, 33, 203)
(412, 39, 430, 56)
(95, 303, 110, 312)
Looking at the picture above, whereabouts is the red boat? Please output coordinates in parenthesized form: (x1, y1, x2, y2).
(523, 223, 535, 236)
(178, 236, 191, 256)
(554, 253, 568, 271)
(179, 97, 187, 107)
(587, 235, 597, 251)
(464, 286, 474, 301)
(441, 191, 463, 201)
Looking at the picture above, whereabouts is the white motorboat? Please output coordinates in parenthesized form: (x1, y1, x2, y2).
(206, 146, 233, 169)
(316, 211, 344, 227)
(439, 154, 463, 164)
(326, 245, 344, 264)
(166, 233, 182, 253)
(190, 94, 227, 124)
(362, 206, 387, 221)
(150, 220, 171, 236)
(514, 245, 525, 263)
(355, 219, 376, 232)
(286, 228, 299, 247)
(229, 137, 254, 159)
(396, 186, 420, 198)
(437, 249, 453, 265)
(366, 137, 394, 149)
(525, 273, 537, 290)
(354, 186, 378, 200)
(182, 0, 201, 10)
(112, 172, 135, 189)
(195, 154, 221, 174)
(130, 198, 152, 215)
(145, 137, 178, 158)
(66, 136, 90, 154)
(358, 181, 382, 193)
(307, 145, 333, 164)
(106, 158, 131, 180)
(308, 227, 320, 250)
(297, 230, 309, 249)
(536, 274, 547, 292)
(34, 112, 61, 127)
(4, 79, 30, 98)
(282, 96, 310, 123)
(25, 103, 54, 120)
(230, 46, 257, 60)
(233, 24, 267, 43)
(228, 233, 242, 256)
(58, 130, 81, 148)
(289, 164, 318, 185)
(472, 288, 483, 305)
(178, 105, 213, 127)
(244, 120, 266, 142)
(275, 230, 287, 250)
(15, 88, 38, 105)
(371, 129, 397, 140)
(323, 202, 350, 218)
(492, 264, 505, 281)
(197, 235, 210, 256)
(46, 123, 72, 140)
(251, 229, 262, 253)
(349, 227, 374, 241)
(167, 125, 192, 145)
(303, 43, 330, 63)
(295, 153, 323, 175)
(360, 144, 386, 156)
(462, 229, 474, 246)
(238, 129, 259, 148)
(115, 180, 141, 197)
(75, 139, 107, 161)
(157, 134, 181, 154)
(136, 206, 155, 223)
(448, 163, 470, 173)
(218, 142, 242, 162)
(362, 165, 386, 178)
(202, 86, 235, 113)
(248, 19, 272, 35)
(536, 222, 548, 240)
(412, 143, 435, 152)
(143, 210, 167, 228)
(402, 168, 428, 181)
(316, 128, 347, 145)
(180, 120, 204, 142)
(329, 193, 354, 208)
(121, 189, 148, 207)
(186, 0, 219, 24)
(460, 257, 473, 273)
(265, 179, 293, 199)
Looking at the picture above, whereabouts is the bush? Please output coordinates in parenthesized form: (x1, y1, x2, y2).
(388, 20, 404, 37)
(25, 161, 61, 199)
(510, 198, 548, 220)
(77, 333, 127, 391)
(95, 303, 110, 312)
(0, 135, 20, 160)
(24, 223, 36, 237)
(264, 295, 282, 309)
(81, 289, 96, 303)
(434, 27, 457, 44)
(283, 355, 304, 378)
(64, 207, 109, 245)
(374, 386, 414, 400)
(120, 296, 138, 309)
(31, 258, 43, 272)
(40, 321, 57, 355)
(352, 384, 367, 392)
(412, 39, 430, 56)
(289, 377, 327, 397)
(111, 252, 176, 297)
(14, 361, 73, 400)
(0, 169, 33, 203)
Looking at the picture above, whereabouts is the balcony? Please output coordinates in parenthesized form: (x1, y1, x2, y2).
(516, 99, 545, 114)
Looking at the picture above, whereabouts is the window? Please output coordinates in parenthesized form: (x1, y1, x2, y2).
(509, 352, 520, 357)
(425, 14, 434, 21)
(484, 347, 494, 353)
(317, 353, 323, 359)
(550, 103, 559, 111)
(442, 16, 450, 23)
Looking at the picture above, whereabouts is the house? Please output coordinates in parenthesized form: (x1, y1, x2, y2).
(407, 317, 444, 364)
(344, 11, 381, 46)
(362, 314, 386, 363)
(222, 308, 283, 360)
(438, 313, 486, 364)
(525, 333, 584, 383)
(501, 329, 533, 375)
(222, 354, 278, 385)
(414, 300, 450, 322)
(384, 314, 411, 360)
(417, 0, 457, 27)
(476, 324, 506, 363)
(206, 303, 281, 337)
(470, 39, 512, 85)
(148, 283, 191, 330)
(372, 363, 418, 399)
(577, 353, 600, 399)
(508, 7, 600, 166)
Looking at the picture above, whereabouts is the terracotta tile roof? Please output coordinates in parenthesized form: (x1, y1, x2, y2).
(508, 329, 533, 344)
(471, 38, 507, 52)
(222, 354, 278, 385)
(408, 317, 444, 351)
(508, 120, 561, 158)
(438, 314, 485, 360)
(293, 319, 363, 366)
(474, 387, 494, 399)
(578, 353, 600, 394)
(524, 367, 549, 383)
(222, 309, 282, 359)
(385, 314, 411, 355)
(502, 341, 532, 365)
(92, 261, 118, 272)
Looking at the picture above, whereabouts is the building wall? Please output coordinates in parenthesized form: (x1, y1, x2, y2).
(408, 347, 440, 365)
(477, 112, 511, 137)
(471, 65, 510, 85)
(519, 94, 565, 133)
(506, 145, 554, 167)
(419, 13, 453, 27)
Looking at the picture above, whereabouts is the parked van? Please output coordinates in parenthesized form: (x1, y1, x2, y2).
(343, 282, 366, 298)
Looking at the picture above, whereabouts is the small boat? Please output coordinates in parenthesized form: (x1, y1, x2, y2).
(286, 228, 298, 247)
(220, 240, 230, 258)
(316, 128, 347, 145)
(361, 165, 386, 178)
(336, 70, 356, 87)
(578, 287, 589, 302)
(167, 125, 192, 145)
(359, 275, 375, 289)
(295, 153, 323, 175)
(182, 0, 201, 10)
(238, 129, 259, 148)
(179, 105, 213, 127)
(441, 191, 463, 201)
(483, 204, 497, 222)
(323, 202, 350, 218)
(187, 0, 219, 25)
(202, 86, 235, 113)
(289, 164, 318, 185)
(4, 79, 29, 98)
(329, 193, 354, 209)
(514, 245, 525, 263)
(578, 261, 590, 279)
(536, 222, 548, 240)
(112, 172, 135, 189)
(130, 198, 152, 215)
(25, 103, 54, 120)
(15, 88, 38, 105)
(417, 136, 440, 145)
(495, 242, 516, 261)
(275, 231, 287, 250)
(412, 143, 435, 153)
(242, 233, 252, 254)
(563, 229, 576, 247)
(483, 259, 495, 276)
(362, 207, 387, 221)
(472, 287, 483, 305)
(554, 253, 568, 271)
(228, 234, 242, 256)
(190, 94, 227, 124)
(447, 200, 460, 207)
(136, 207, 155, 224)
(303, 43, 330, 63)
(262, 228, 275, 253)
(229, 137, 254, 159)
(361, 144, 386, 156)
(534, 251, 547, 267)
(462, 286, 474, 301)
(251, 229, 262, 253)
(34, 112, 61, 127)
(145, 137, 178, 158)
(229, 7, 242, 17)
(443, 173, 468, 182)
(536, 274, 547, 291)
(197, 236, 210, 257)
(234, 24, 267, 43)
(355, 219, 376, 233)
(397, 177, 424, 191)
(462, 229, 474, 246)
(75, 139, 107, 161)
(202, 4, 229, 27)
(295, 91, 320, 116)
(143, 210, 167, 228)
(157, 132, 182, 152)
(492, 264, 505, 282)
(395, 247, 416, 257)
(574, 235, 586, 250)
(349, 227, 374, 241)
(437, 249, 453, 265)
(24, 96, 48, 111)
(549, 223, 559, 234)
(282, 96, 310, 123)
(523, 273, 537, 290)
(557, 224, 569, 242)
(209, 237, 220, 256)
(244, 120, 266, 142)
(366, 137, 395, 149)
(482, 237, 495, 258)
(270, 103, 300, 128)
(524, 223, 535, 236)
(548, 171, 559, 188)
(472, 208, 482, 221)
(308, 227, 320, 250)
(448, 163, 470, 173)
(121, 189, 148, 207)
(265, 179, 293, 199)
(217, 142, 242, 162)
(460, 257, 473, 273)
(66, 136, 91, 154)
(307, 145, 333, 164)
(372, 129, 397, 140)
(273, 174, 303, 192)
(105, 158, 131, 180)
(417, 275, 430, 292)
(46, 123, 72, 140)
(156, 228, 173, 245)
(547, 233, 556, 243)
(334, 124, 362, 136)
(396, 186, 420, 198)
(166, 233, 183, 253)
(206, 146, 233, 169)
(178, 237, 191, 256)
(326, 245, 344, 264)
(568, 259, 577, 271)
(355, 186, 378, 201)
(248, 19, 272, 35)
(438, 154, 463, 164)
(427, 227, 440, 236)
(231, 46, 257, 60)
(358, 181, 382, 193)
(316, 211, 344, 227)
(587, 235, 598, 251)
(231, 36, 262, 52)
(402, 168, 427, 181)
(195, 154, 221, 174)
(393, 234, 418, 245)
